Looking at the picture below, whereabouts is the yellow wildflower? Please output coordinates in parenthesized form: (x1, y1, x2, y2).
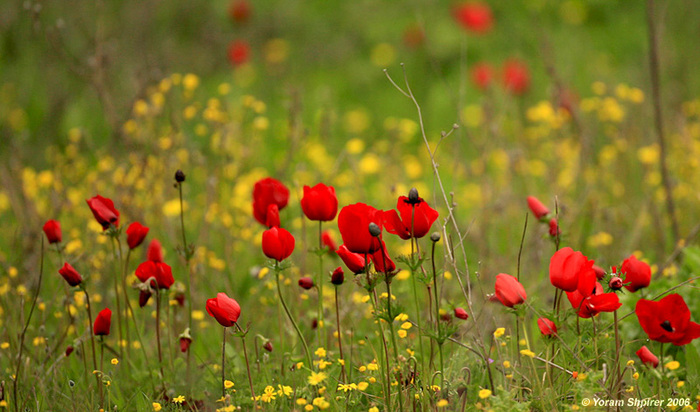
(493, 328, 505, 338)
(479, 389, 492, 399)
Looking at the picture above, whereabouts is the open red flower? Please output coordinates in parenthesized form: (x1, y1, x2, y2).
(454, 307, 469, 320)
(262, 227, 295, 261)
(636, 294, 700, 346)
(126, 222, 149, 250)
(383, 196, 439, 240)
(86, 195, 120, 230)
(336, 244, 367, 274)
(526, 196, 550, 220)
(494, 273, 527, 307)
(58, 262, 82, 287)
(43, 220, 62, 244)
(471, 62, 494, 90)
(337, 203, 383, 254)
(635, 346, 659, 368)
(549, 247, 596, 293)
(94, 308, 112, 336)
(371, 241, 396, 273)
(252, 178, 289, 227)
(135, 260, 174, 290)
(621, 255, 651, 292)
(503, 59, 530, 95)
(206, 292, 241, 327)
(566, 282, 621, 318)
(301, 183, 338, 222)
(537, 318, 557, 336)
(452, 2, 494, 33)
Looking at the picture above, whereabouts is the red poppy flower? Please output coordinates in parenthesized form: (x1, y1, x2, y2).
(321, 231, 337, 252)
(86, 195, 120, 230)
(494, 273, 527, 307)
(454, 307, 469, 320)
(228, 40, 250, 67)
(94, 308, 112, 336)
(371, 242, 396, 273)
(42, 220, 62, 244)
(58, 262, 82, 287)
(301, 183, 338, 222)
(452, 2, 494, 34)
(146, 239, 164, 263)
(537, 318, 557, 336)
(383, 196, 438, 240)
(635, 345, 659, 368)
(126, 222, 149, 250)
(298, 277, 314, 290)
(336, 244, 367, 274)
(179, 336, 192, 353)
(549, 247, 596, 293)
(548, 218, 560, 237)
(503, 59, 530, 95)
(337, 203, 383, 254)
(471, 62, 494, 90)
(262, 227, 295, 261)
(331, 267, 345, 285)
(621, 255, 651, 292)
(566, 282, 621, 318)
(206, 292, 241, 327)
(252, 178, 289, 227)
(228, 0, 251, 23)
(636, 294, 700, 346)
(527, 196, 550, 220)
(135, 260, 174, 290)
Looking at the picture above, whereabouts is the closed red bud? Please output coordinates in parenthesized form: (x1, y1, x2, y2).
(331, 267, 345, 285)
(440, 312, 452, 322)
(43, 220, 62, 244)
(454, 307, 469, 320)
(494, 273, 527, 307)
(263, 341, 273, 352)
(252, 177, 289, 227)
(321, 231, 337, 252)
(179, 337, 192, 353)
(301, 183, 338, 222)
(527, 196, 550, 220)
(229, 0, 251, 23)
(94, 308, 112, 336)
(262, 227, 295, 262)
(592, 265, 606, 280)
(175, 293, 185, 306)
(548, 218, 560, 237)
(146, 239, 164, 263)
(537, 318, 558, 336)
(635, 345, 659, 368)
(311, 318, 318, 329)
(139, 290, 152, 307)
(452, 2, 494, 34)
(58, 262, 83, 287)
(298, 277, 314, 290)
(609, 276, 623, 291)
(503, 59, 530, 95)
(126, 222, 149, 249)
(65, 345, 74, 357)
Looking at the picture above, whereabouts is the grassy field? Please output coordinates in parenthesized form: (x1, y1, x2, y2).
(1, 0, 700, 411)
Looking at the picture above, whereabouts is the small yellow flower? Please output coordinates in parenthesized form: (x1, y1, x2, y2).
(357, 382, 369, 391)
(401, 322, 412, 330)
(677, 381, 685, 388)
(315, 347, 327, 358)
(305, 405, 314, 411)
(397, 330, 407, 339)
(437, 399, 449, 407)
(1, 342, 9, 349)
(358, 366, 367, 372)
(368, 377, 376, 383)
(665, 361, 680, 371)
(520, 349, 535, 358)
(626, 360, 634, 366)
(502, 361, 511, 368)
(296, 362, 304, 370)
(317, 360, 332, 369)
(173, 395, 185, 404)
(338, 359, 345, 366)
(479, 389, 492, 399)
(296, 398, 308, 405)
(369, 407, 379, 412)
(626, 386, 635, 393)
(224, 380, 234, 389)
(308, 371, 328, 385)
(367, 361, 379, 371)
(632, 372, 639, 380)
(493, 328, 505, 338)
(111, 358, 119, 365)
(152, 402, 162, 411)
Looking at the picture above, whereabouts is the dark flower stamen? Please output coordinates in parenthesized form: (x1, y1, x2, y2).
(660, 320, 674, 332)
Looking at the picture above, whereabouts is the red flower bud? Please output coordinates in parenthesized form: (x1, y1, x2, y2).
(452, 2, 494, 34)
(494, 273, 527, 307)
(228, 0, 251, 23)
(146, 239, 164, 263)
(608, 276, 623, 291)
(228, 40, 250, 67)
(526, 196, 550, 220)
(43, 220, 62, 244)
(503, 59, 530, 95)
(262, 227, 295, 262)
(139, 290, 152, 307)
(65, 345, 74, 357)
(86, 195, 120, 230)
(592, 265, 606, 280)
(298, 277, 314, 290)
(321, 231, 337, 252)
(331, 267, 345, 285)
(206, 293, 241, 328)
(548, 218, 560, 237)
(252, 177, 289, 227)
(301, 183, 338, 222)
(471, 62, 494, 90)
(263, 340, 273, 352)
(126, 222, 149, 250)
(537, 318, 557, 336)
(635, 345, 659, 368)
(179, 337, 192, 353)
(94, 308, 112, 336)
(454, 307, 469, 320)
(58, 262, 83, 287)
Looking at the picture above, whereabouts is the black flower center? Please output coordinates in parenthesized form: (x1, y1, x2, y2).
(660, 320, 674, 332)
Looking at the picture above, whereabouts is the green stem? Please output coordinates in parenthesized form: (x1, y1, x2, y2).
(110, 238, 123, 358)
(275, 263, 312, 367)
(236, 324, 257, 408)
(222, 327, 226, 399)
(155, 289, 166, 394)
(177, 181, 194, 393)
(334, 286, 347, 383)
(317, 221, 325, 349)
(82, 287, 103, 406)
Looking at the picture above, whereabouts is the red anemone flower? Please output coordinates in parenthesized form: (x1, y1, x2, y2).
(636, 294, 700, 346)
(537, 318, 557, 336)
(503, 59, 530, 95)
(126, 222, 149, 250)
(494, 273, 527, 307)
(301, 183, 338, 222)
(58, 262, 82, 287)
(252, 177, 289, 227)
(331, 267, 345, 285)
(298, 277, 314, 290)
(337, 203, 383, 254)
(383, 196, 439, 240)
(621, 255, 651, 292)
(635, 346, 659, 368)
(86, 195, 120, 230)
(452, 2, 494, 34)
(566, 282, 621, 318)
(206, 293, 241, 327)
(146, 239, 164, 262)
(549, 247, 596, 293)
(548, 218, 560, 237)
(43, 220, 62, 244)
(94, 308, 112, 336)
(371, 241, 396, 273)
(136, 239, 174, 289)
(454, 307, 469, 320)
(262, 227, 295, 262)
(471, 62, 494, 90)
(526, 196, 550, 220)
(321, 231, 337, 252)
(336, 244, 367, 274)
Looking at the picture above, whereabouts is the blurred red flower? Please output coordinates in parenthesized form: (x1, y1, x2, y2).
(228, 0, 251, 23)
(537, 317, 557, 336)
(228, 40, 250, 67)
(86, 195, 120, 230)
(471, 62, 494, 90)
(452, 2, 494, 34)
(454, 307, 469, 320)
(94, 308, 112, 336)
(548, 218, 560, 237)
(321, 231, 337, 252)
(43, 220, 62, 244)
(136, 239, 174, 290)
(58, 262, 82, 287)
(383, 196, 438, 240)
(503, 59, 530, 95)
(206, 292, 241, 327)
(403, 24, 425, 49)
(252, 177, 289, 228)
(262, 227, 295, 261)
(301, 183, 338, 222)
(336, 244, 367, 274)
(636, 294, 700, 346)
(126, 222, 149, 250)
(526, 196, 550, 220)
(494, 273, 527, 307)
(549, 247, 596, 293)
(621, 255, 651, 292)
(635, 345, 659, 368)
(146, 239, 164, 262)
(337, 203, 383, 254)
(298, 277, 314, 290)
